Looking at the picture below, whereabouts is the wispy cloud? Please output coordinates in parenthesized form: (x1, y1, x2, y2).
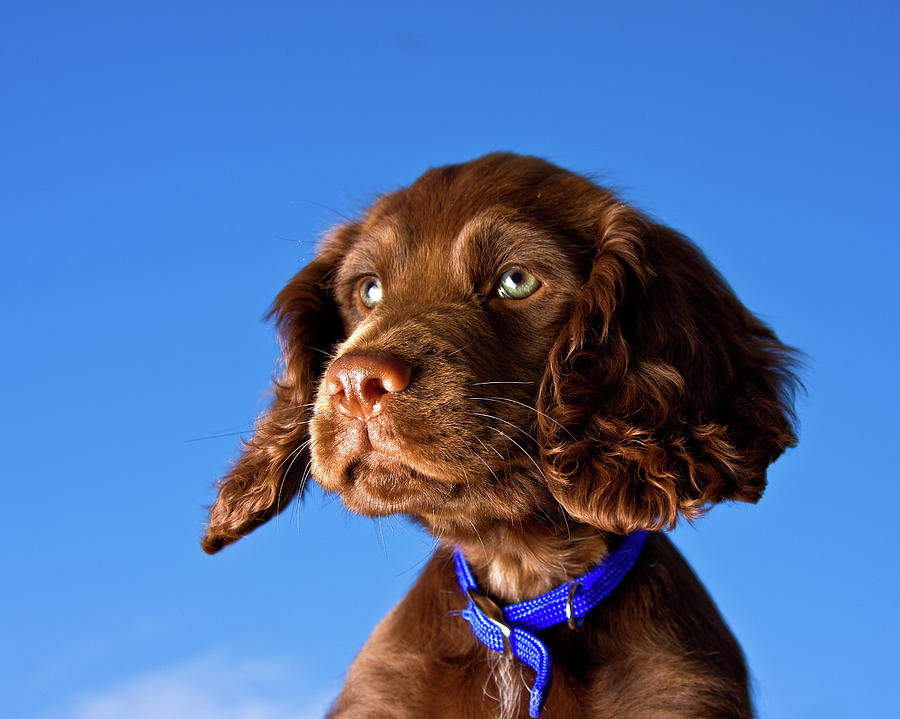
(41, 652, 336, 719)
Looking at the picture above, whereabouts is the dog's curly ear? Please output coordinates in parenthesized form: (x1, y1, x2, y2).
(538, 202, 800, 533)
(201, 224, 358, 554)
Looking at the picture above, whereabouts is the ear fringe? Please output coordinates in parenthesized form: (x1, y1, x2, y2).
(201, 225, 358, 553)
(201, 387, 312, 553)
(538, 206, 800, 532)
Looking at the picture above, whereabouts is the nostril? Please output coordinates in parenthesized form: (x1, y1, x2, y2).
(325, 352, 412, 421)
(361, 376, 388, 399)
(371, 356, 412, 394)
(359, 377, 388, 415)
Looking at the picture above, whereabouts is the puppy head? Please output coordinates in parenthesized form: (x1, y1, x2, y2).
(202, 154, 799, 551)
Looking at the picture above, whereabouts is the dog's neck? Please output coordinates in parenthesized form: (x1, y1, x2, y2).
(442, 518, 612, 604)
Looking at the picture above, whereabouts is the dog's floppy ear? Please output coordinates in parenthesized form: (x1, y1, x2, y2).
(538, 203, 800, 533)
(201, 224, 358, 554)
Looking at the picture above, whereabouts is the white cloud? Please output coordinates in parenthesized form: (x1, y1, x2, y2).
(42, 652, 336, 719)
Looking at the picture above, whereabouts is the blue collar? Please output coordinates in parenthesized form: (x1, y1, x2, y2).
(453, 531, 648, 718)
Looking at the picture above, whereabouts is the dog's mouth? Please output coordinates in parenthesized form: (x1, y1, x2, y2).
(326, 451, 460, 517)
(308, 367, 546, 521)
(309, 388, 475, 516)
(312, 438, 548, 527)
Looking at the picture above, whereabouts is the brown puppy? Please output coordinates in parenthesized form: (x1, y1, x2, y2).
(202, 154, 798, 718)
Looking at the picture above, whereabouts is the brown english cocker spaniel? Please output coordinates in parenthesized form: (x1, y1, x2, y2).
(202, 153, 798, 719)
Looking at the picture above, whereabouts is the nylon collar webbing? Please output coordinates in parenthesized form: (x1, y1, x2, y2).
(453, 530, 648, 717)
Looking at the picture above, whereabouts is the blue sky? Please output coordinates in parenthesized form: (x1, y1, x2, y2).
(2, 2, 898, 717)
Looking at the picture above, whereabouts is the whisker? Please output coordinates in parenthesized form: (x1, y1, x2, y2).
(289, 198, 356, 224)
(277, 438, 312, 474)
(277, 441, 313, 526)
(456, 455, 472, 497)
(482, 424, 547, 482)
(467, 395, 577, 440)
(306, 345, 337, 359)
(290, 459, 312, 529)
(298, 460, 313, 507)
(448, 340, 475, 356)
(560, 505, 571, 541)
(185, 428, 253, 443)
(187, 416, 313, 443)
(469, 381, 534, 386)
(471, 412, 540, 445)
(475, 435, 505, 460)
(277, 440, 312, 522)
(321, 493, 339, 508)
(466, 438, 502, 485)
(469, 519, 487, 555)
(277, 442, 308, 499)
(376, 517, 386, 554)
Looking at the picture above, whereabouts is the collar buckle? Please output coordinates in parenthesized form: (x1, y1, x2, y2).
(466, 587, 512, 656)
(565, 581, 584, 630)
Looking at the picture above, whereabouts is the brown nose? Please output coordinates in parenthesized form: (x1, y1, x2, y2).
(325, 351, 412, 421)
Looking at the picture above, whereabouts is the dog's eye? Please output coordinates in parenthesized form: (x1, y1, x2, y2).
(358, 276, 383, 309)
(497, 267, 541, 300)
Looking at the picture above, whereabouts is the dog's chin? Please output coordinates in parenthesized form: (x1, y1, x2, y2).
(314, 451, 460, 518)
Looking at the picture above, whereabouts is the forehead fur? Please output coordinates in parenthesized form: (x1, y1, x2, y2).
(366, 153, 610, 242)
(335, 154, 604, 296)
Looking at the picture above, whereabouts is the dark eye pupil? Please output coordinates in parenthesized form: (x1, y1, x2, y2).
(509, 271, 523, 285)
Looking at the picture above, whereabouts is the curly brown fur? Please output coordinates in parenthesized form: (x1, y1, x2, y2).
(538, 203, 798, 533)
(202, 153, 799, 718)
